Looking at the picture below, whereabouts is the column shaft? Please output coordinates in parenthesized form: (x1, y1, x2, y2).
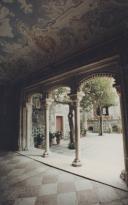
(114, 81, 128, 184)
(70, 93, 83, 167)
(22, 106, 27, 150)
(43, 98, 52, 157)
(117, 85, 128, 183)
(73, 100, 81, 165)
(43, 104, 50, 156)
(26, 102, 33, 149)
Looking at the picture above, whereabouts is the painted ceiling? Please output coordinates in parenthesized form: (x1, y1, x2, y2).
(0, 0, 128, 83)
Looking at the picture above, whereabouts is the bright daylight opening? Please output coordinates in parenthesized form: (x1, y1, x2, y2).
(30, 77, 125, 189)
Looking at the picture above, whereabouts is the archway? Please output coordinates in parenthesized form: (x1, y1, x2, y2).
(78, 75, 125, 187)
(19, 56, 128, 188)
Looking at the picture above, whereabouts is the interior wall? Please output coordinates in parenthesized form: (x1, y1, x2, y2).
(0, 84, 21, 150)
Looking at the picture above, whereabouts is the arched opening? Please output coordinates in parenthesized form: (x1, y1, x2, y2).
(78, 75, 124, 187)
(48, 86, 73, 153)
(19, 68, 127, 189)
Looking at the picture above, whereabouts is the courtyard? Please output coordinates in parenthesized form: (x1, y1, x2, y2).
(19, 133, 126, 190)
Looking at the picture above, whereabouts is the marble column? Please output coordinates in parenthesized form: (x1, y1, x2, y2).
(70, 92, 84, 167)
(42, 97, 53, 157)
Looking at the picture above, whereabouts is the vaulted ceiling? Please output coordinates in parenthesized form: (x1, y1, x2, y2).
(0, 0, 128, 84)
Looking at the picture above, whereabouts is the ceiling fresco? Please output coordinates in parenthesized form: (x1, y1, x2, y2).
(0, 0, 128, 83)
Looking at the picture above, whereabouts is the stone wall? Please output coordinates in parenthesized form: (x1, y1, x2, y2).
(87, 119, 122, 133)
(32, 102, 70, 139)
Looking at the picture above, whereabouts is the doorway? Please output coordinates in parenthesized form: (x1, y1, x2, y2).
(56, 116, 63, 133)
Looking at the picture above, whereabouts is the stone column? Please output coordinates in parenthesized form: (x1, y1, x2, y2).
(69, 92, 84, 167)
(68, 103, 75, 149)
(42, 97, 53, 157)
(114, 82, 128, 184)
(26, 96, 33, 150)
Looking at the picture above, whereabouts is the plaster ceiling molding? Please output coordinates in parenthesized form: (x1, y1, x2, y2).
(1, 0, 14, 3)
(0, 4, 14, 38)
(18, 0, 33, 14)
(112, 0, 128, 6)
(2, 42, 24, 55)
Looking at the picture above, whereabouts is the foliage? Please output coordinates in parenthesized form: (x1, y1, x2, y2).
(51, 78, 117, 113)
(52, 87, 70, 103)
(55, 131, 62, 144)
(34, 134, 43, 146)
(81, 77, 117, 112)
(51, 78, 118, 136)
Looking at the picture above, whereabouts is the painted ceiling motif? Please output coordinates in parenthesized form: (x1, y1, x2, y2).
(0, 0, 128, 83)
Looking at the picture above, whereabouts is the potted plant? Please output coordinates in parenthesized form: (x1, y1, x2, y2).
(81, 128, 87, 137)
(34, 134, 43, 148)
(49, 132, 55, 146)
(55, 131, 62, 145)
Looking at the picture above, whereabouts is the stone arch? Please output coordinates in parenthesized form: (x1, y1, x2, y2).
(78, 72, 118, 91)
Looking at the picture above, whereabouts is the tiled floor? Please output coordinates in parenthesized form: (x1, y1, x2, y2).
(19, 133, 126, 190)
(0, 152, 128, 205)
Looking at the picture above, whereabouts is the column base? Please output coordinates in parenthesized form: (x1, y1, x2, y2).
(68, 142, 75, 149)
(72, 158, 82, 167)
(24, 147, 29, 151)
(42, 151, 49, 158)
(120, 170, 128, 185)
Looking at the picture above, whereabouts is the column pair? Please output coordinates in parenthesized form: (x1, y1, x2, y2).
(40, 89, 83, 167)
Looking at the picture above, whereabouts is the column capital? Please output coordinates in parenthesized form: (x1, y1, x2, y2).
(69, 91, 84, 104)
(23, 95, 32, 107)
(42, 97, 54, 108)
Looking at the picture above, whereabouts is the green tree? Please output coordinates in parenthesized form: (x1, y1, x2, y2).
(81, 77, 117, 135)
(52, 77, 117, 140)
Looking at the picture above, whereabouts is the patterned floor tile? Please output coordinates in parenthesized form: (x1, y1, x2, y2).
(77, 190, 99, 205)
(42, 174, 58, 184)
(96, 186, 120, 203)
(39, 183, 57, 196)
(57, 182, 76, 193)
(0, 152, 128, 205)
(13, 197, 36, 205)
(75, 179, 93, 191)
(57, 192, 77, 205)
(35, 194, 57, 205)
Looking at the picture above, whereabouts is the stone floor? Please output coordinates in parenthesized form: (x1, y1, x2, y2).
(0, 152, 128, 205)
(19, 133, 126, 190)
